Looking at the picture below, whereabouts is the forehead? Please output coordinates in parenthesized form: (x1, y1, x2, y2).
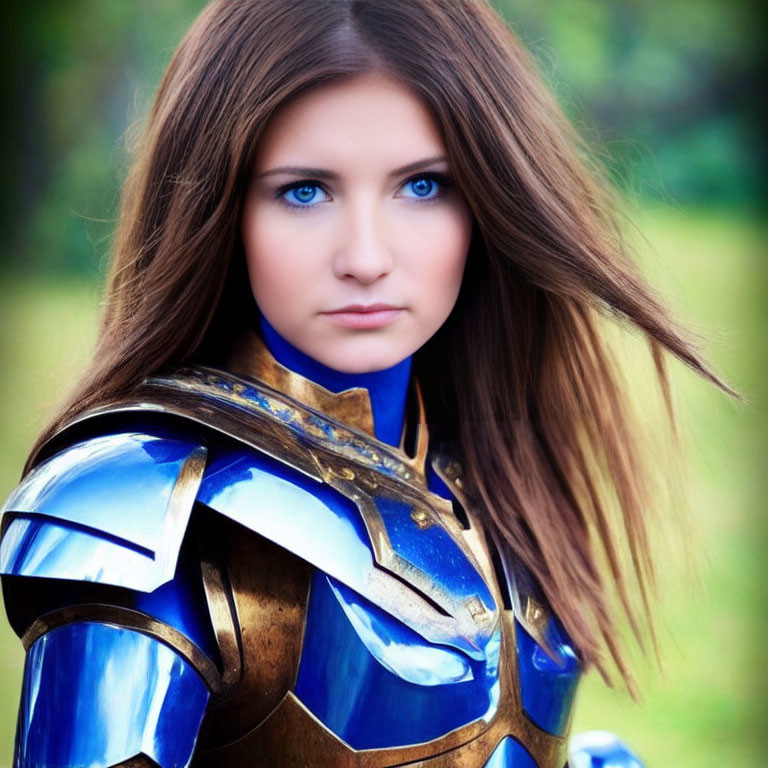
(254, 72, 446, 170)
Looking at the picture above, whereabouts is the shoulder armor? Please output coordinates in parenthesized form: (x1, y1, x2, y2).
(16, 621, 208, 768)
(2, 366, 498, 663)
(0, 429, 207, 592)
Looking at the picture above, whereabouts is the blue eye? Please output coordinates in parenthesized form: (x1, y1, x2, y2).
(275, 171, 451, 211)
(400, 172, 450, 201)
(278, 182, 330, 210)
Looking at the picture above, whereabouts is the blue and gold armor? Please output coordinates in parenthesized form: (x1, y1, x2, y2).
(0, 324, 641, 767)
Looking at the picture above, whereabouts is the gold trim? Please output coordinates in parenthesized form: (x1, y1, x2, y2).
(410, 379, 429, 479)
(35, 362, 429, 495)
(431, 457, 555, 655)
(200, 555, 242, 693)
(35, 387, 495, 652)
(21, 603, 224, 695)
(226, 327, 376, 437)
(198, 522, 313, 749)
(192, 688, 489, 767)
(31, 365, 498, 657)
(161, 445, 208, 578)
(430, 456, 497, 586)
(31, 386, 324, 484)
(483, 525, 553, 656)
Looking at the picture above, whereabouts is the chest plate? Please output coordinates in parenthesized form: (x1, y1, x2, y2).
(190, 449, 577, 767)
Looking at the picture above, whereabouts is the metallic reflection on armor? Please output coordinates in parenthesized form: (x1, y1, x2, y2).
(197, 444, 494, 659)
(568, 731, 645, 768)
(1, 359, 580, 767)
(370, 494, 496, 628)
(15, 622, 208, 768)
(0, 432, 206, 593)
(1, 514, 155, 588)
(327, 575, 475, 685)
(515, 617, 580, 736)
(295, 569, 500, 749)
(484, 736, 537, 767)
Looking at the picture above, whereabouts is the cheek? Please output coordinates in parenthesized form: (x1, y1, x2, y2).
(410, 206, 472, 314)
(242, 204, 319, 314)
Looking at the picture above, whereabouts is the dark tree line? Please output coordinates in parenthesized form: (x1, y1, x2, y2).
(0, 0, 764, 273)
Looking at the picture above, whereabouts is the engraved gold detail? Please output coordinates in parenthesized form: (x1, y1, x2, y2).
(148, 367, 428, 490)
(226, 327, 377, 437)
(27, 331, 575, 765)
(37, 368, 499, 659)
(309, 449, 497, 651)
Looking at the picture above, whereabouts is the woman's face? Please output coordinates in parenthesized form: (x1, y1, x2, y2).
(241, 71, 473, 373)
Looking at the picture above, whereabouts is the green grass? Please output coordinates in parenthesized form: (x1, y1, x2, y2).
(570, 205, 767, 766)
(0, 205, 764, 765)
(0, 276, 101, 765)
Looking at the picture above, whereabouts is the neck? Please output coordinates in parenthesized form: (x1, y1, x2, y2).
(257, 312, 412, 448)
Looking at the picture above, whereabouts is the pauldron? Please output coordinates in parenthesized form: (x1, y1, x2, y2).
(2, 338, 592, 767)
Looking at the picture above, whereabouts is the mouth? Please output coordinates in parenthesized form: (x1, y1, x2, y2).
(321, 304, 404, 329)
(325, 303, 402, 313)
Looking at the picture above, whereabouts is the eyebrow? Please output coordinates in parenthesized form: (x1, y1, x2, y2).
(256, 154, 448, 180)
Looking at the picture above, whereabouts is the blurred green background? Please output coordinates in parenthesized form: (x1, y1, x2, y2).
(0, 1, 764, 765)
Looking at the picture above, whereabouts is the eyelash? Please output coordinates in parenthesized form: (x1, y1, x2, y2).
(274, 171, 453, 212)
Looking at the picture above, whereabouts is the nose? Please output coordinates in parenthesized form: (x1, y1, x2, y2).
(332, 199, 394, 284)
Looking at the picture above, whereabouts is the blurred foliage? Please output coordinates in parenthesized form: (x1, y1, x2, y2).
(496, 0, 765, 205)
(0, 0, 206, 275)
(0, 0, 764, 273)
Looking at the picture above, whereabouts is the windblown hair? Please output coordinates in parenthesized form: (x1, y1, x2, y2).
(27, 0, 734, 687)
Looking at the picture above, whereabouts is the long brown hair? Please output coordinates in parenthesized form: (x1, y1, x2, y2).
(26, 0, 735, 687)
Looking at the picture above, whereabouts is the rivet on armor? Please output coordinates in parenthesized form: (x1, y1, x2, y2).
(410, 507, 433, 530)
(466, 596, 488, 624)
(524, 596, 548, 631)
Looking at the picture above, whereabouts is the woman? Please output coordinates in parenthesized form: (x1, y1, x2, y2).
(0, 1, 733, 766)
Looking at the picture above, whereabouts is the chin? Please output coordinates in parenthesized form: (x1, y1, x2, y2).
(319, 346, 410, 375)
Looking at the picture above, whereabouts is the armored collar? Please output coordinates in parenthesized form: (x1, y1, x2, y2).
(224, 327, 430, 484)
(226, 328, 379, 438)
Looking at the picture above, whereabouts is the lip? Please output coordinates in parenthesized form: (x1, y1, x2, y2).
(326, 303, 401, 313)
(321, 304, 404, 329)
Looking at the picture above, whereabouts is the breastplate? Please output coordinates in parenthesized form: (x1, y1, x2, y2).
(190, 510, 572, 767)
